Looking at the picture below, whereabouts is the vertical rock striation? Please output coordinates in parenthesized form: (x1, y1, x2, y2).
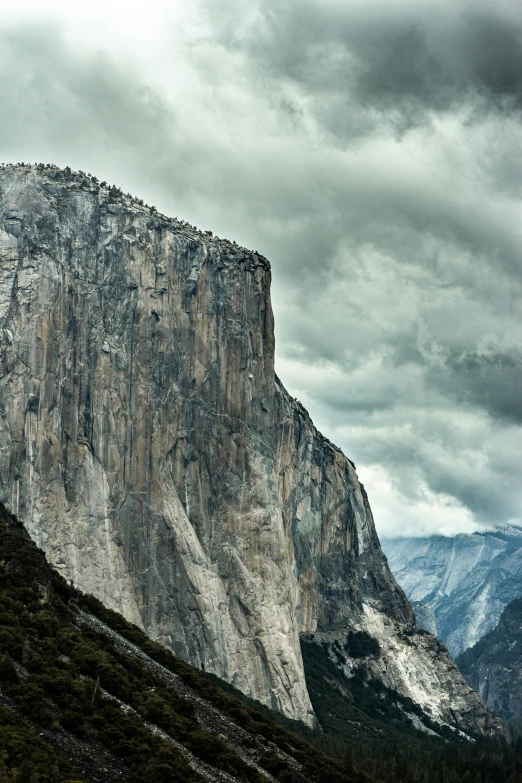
(0, 165, 502, 735)
(412, 601, 438, 636)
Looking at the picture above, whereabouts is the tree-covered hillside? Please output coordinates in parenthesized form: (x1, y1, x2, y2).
(0, 500, 520, 782)
(0, 500, 370, 783)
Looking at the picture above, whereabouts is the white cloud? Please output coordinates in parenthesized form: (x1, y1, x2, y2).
(358, 464, 478, 539)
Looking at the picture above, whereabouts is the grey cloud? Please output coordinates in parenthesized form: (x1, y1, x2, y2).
(309, 395, 522, 526)
(205, 0, 522, 134)
(424, 350, 522, 424)
(0, 26, 172, 166)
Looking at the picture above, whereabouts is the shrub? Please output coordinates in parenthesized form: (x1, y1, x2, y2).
(258, 750, 290, 777)
(344, 631, 380, 659)
(60, 709, 87, 738)
(0, 653, 18, 684)
(11, 681, 53, 724)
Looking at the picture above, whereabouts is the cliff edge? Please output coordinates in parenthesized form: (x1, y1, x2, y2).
(0, 164, 502, 735)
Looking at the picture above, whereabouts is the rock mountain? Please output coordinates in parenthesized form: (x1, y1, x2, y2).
(0, 164, 502, 736)
(457, 598, 522, 722)
(382, 526, 522, 657)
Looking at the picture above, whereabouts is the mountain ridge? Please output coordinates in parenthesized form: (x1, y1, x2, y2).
(0, 163, 502, 737)
(382, 525, 522, 657)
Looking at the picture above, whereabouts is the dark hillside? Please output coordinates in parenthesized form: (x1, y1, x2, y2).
(299, 637, 522, 782)
(0, 499, 521, 782)
(0, 500, 369, 783)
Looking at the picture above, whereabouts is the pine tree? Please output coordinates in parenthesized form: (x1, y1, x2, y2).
(343, 747, 354, 774)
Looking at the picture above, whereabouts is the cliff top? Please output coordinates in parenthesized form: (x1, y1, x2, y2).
(0, 162, 270, 271)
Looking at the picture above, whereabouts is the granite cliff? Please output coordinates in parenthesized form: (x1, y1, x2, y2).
(457, 598, 522, 722)
(0, 164, 502, 736)
(412, 601, 438, 636)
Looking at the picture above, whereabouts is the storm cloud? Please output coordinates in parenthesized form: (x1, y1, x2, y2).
(0, 0, 520, 536)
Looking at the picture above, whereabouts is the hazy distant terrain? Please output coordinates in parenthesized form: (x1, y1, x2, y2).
(383, 526, 522, 657)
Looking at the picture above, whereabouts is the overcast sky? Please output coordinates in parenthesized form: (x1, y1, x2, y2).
(1, 0, 520, 537)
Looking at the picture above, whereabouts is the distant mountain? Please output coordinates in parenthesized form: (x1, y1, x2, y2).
(457, 598, 522, 722)
(382, 526, 522, 657)
(411, 601, 438, 636)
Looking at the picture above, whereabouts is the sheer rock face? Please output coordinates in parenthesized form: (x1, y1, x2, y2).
(412, 601, 438, 636)
(0, 166, 502, 734)
(457, 598, 522, 722)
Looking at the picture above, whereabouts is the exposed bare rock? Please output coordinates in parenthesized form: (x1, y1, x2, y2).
(0, 164, 503, 735)
(457, 598, 522, 722)
(412, 601, 438, 636)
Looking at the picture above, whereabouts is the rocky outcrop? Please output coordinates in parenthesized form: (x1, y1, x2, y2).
(457, 598, 522, 721)
(382, 527, 522, 657)
(0, 165, 503, 735)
